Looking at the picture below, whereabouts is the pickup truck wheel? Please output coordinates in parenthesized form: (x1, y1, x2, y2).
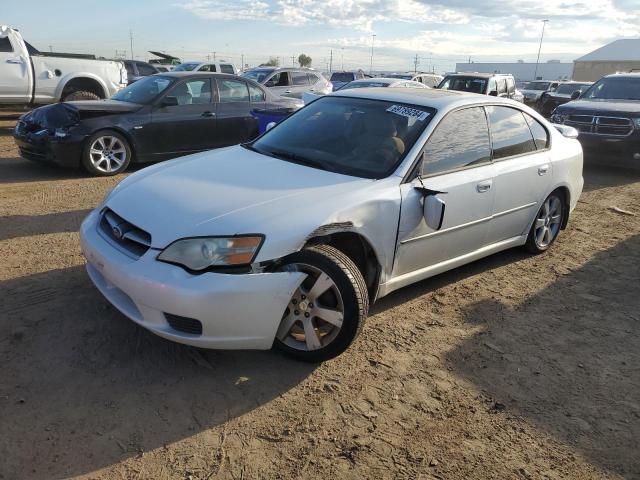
(82, 130, 131, 176)
(63, 90, 101, 102)
(274, 245, 369, 362)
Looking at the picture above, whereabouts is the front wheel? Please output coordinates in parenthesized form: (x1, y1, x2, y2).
(81, 130, 132, 176)
(525, 191, 564, 253)
(273, 245, 369, 362)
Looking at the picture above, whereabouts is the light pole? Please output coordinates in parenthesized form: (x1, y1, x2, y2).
(341, 47, 344, 71)
(369, 34, 376, 75)
(533, 19, 549, 81)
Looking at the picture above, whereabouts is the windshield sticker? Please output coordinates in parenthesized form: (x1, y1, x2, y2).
(386, 105, 430, 121)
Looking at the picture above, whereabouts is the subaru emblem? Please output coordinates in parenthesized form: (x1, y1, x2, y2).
(112, 226, 123, 239)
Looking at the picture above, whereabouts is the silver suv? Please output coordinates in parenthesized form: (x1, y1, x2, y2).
(242, 67, 332, 97)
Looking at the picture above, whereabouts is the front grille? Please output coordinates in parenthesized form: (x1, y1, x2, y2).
(565, 115, 634, 137)
(165, 313, 203, 335)
(19, 147, 48, 162)
(99, 208, 151, 258)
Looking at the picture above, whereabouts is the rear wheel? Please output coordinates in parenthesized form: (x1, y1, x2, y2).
(525, 191, 564, 253)
(273, 245, 368, 362)
(63, 90, 100, 102)
(81, 130, 131, 176)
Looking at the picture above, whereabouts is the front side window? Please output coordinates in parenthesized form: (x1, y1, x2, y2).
(527, 82, 551, 91)
(171, 79, 212, 105)
(217, 79, 249, 102)
(421, 107, 491, 176)
(266, 72, 290, 87)
(112, 75, 174, 104)
(241, 69, 273, 83)
(248, 83, 265, 102)
(250, 96, 435, 179)
(487, 106, 536, 159)
(291, 72, 309, 86)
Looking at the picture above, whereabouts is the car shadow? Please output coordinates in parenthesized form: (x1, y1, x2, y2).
(0, 265, 316, 479)
(582, 163, 640, 192)
(0, 209, 92, 241)
(444, 235, 640, 478)
(0, 156, 89, 184)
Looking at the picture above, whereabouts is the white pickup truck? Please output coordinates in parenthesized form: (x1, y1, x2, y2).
(0, 25, 127, 106)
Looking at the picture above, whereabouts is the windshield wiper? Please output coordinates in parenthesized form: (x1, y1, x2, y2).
(263, 148, 337, 172)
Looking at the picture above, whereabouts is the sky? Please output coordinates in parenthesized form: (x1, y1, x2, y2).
(3, 0, 640, 73)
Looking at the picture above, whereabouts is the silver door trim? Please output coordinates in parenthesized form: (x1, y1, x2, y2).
(492, 201, 537, 219)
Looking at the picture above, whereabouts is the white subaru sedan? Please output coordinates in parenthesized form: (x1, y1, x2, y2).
(80, 89, 583, 361)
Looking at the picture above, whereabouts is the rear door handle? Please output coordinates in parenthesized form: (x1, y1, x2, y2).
(538, 164, 550, 175)
(476, 181, 492, 193)
(6, 58, 22, 64)
(284, 90, 292, 94)
(201, 111, 215, 118)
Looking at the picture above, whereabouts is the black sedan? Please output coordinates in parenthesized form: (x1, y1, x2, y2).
(14, 72, 303, 176)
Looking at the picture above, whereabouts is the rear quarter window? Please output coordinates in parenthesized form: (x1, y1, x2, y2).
(486, 106, 537, 159)
(220, 64, 235, 74)
(0, 37, 14, 53)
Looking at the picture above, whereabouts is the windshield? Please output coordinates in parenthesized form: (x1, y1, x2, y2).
(556, 83, 589, 95)
(111, 75, 174, 104)
(241, 69, 274, 83)
(330, 72, 355, 83)
(339, 81, 390, 90)
(582, 76, 640, 101)
(388, 74, 413, 80)
(526, 82, 551, 91)
(249, 96, 435, 179)
(438, 76, 487, 94)
(174, 63, 199, 71)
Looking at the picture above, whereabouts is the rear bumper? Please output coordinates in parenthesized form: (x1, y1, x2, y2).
(79, 210, 305, 350)
(13, 130, 85, 168)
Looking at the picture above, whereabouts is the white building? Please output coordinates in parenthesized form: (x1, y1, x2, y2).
(573, 39, 640, 81)
(454, 61, 573, 82)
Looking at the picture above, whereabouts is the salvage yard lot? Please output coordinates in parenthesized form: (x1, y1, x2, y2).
(0, 115, 639, 480)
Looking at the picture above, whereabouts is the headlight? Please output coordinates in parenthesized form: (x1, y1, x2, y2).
(157, 236, 264, 271)
(54, 127, 69, 138)
(633, 118, 640, 128)
(551, 112, 567, 124)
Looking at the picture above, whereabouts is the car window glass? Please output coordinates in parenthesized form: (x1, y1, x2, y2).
(112, 75, 174, 103)
(124, 62, 134, 74)
(307, 73, 320, 85)
(220, 64, 235, 74)
(268, 72, 290, 87)
(488, 78, 497, 93)
(0, 37, 13, 52)
(421, 107, 491, 176)
(506, 77, 515, 94)
(136, 63, 155, 76)
(248, 83, 265, 102)
(172, 79, 212, 105)
(523, 112, 549, 150)
(218, 79, 250, 102)
(291, 72, 309, 86)
(497, 78, 507, 94)
(487, 106, 537, 159)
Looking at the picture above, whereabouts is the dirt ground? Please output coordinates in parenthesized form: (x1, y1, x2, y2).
(0, 115, 639, 480)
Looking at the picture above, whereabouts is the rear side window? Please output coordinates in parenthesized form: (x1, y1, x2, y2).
(217, 79, 249, 102)
(487, 106, 536, 159)
(0, 37, 14, 53)
(421, 106, 491, 176)
(523, 113, 550, 150)
(248, 83, 265, 102)
(220, 64, 235, 74)
(136, 62, 155, 76)
(292, 72, 310, 86)
(199, 64, 216, 72)
(307, 73, 320, 84)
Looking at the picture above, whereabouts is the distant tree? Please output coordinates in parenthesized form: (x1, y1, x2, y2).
(298, 54, 312, 67)
(260, 57, 279, 67)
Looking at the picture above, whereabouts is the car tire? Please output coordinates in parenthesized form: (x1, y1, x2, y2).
(525, 190, 565, 254)
(82, 130, 132, 176)
(63, 90, 101, 102)
(273, 244, 369, 362)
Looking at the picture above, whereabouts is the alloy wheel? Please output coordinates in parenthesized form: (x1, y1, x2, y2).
(276, 263, 345, 352)
(534, 195, 562, 249)
(89, 136, 127, 173)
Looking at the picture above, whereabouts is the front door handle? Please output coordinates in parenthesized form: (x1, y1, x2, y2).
(538, 164, 550, 175)
(476, 181, 492, 193)
(201, 111, 216, 118)
(284, 90, 292, 94)
(6, 58, 22, 64)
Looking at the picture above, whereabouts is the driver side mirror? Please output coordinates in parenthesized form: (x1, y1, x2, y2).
(159, 96, 178, 108)
(570, 90, 582, 100)
(424, 195, 446, 230)
(488, 90, 498, 97)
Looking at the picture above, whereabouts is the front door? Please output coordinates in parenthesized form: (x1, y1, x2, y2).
(0, 34, 30, 103)
(149, 78, 216, 157)
(393, 106, 496, 278)
(485, 106, 553, 244)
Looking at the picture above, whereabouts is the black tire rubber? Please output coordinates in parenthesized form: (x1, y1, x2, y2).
(81, 130, 132, 176)
(524, 190, 565, 254)
(274, 244, 369, 362)
(62, 90, 101, 102)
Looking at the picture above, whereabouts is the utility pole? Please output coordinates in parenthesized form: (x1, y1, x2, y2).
(241, 54, 244, 69)
(413, 53, 419, 73)
(49, 45, 53, 53)
(533, 19, 549, 81)
(329, 49, 333, 73)
(341, 47, 344, 71)
(291, 55, 296, 66)
(369, 34, 376, 75)
(213, 51, 216, 62)
(129, 29, 134, 60)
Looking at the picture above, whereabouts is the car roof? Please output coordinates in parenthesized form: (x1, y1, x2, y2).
(604, 72, 640, 78)
(155, 72, 241, 79)
(445, 72, 512, 79)
(347, 78, 396, 85)
(331, 87, 514, 109)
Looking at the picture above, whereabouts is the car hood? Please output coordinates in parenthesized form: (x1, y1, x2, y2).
(556, 99, 640, 115)
(20, 100, 141, 129)
(105, 146, 374, 250)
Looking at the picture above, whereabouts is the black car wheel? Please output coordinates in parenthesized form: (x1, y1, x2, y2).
(63, 90, 101, 102)
(82, 130, 132, 176)
(273, 245, 369, 362)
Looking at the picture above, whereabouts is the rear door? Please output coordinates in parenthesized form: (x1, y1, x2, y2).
(214, 78, 256, 146)
(290, 71, 311, 95)
(148, 77, 216, 156)
(0, 33, 31, 102)
(485, 106, 552, 244)
(393, 106, 496, 277)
